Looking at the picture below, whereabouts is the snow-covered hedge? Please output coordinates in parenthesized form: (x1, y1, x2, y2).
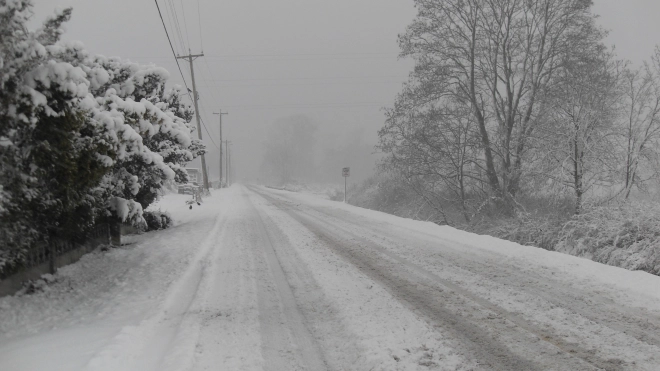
(0, 0, 204, 274)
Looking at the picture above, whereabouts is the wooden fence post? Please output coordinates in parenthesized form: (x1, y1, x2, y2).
(49, 242, 56, 274)
(109, 222, 121, 246)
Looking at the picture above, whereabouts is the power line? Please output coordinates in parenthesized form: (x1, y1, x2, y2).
(207, 52, 397, 58)
(166, 0, 187, 54)
(154, 0, 192, 98)
(203, 81, 403, 88)
(201, 58, 223, 104)
(205, 75, 408, 82)
(191, 1, 224, 146)
(120, 52, 400, 61)
(158, 1, 220, 159)
(200, 116, 219, 150)
(196, 93, 219, 150)
(178, 0, 192, 51)
(220, 102, 388, 109)
(221, 107, 385, 112)
(156, 0, 221, 160)
(173, 0, 222, 129)
(225, 101, 387, 106)
(171, 0, 189, 53)
(154, 56, 401, 63)
(162, 1, 179, 54)
(196, 0, 203, 51)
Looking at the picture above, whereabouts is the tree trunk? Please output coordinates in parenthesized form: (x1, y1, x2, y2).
(472, 104, 501, 196)
(468, 17, 500, 197)
(573, 135, 583, 215)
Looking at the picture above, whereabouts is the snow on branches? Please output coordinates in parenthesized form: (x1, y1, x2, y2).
(0, 0, 204, 270)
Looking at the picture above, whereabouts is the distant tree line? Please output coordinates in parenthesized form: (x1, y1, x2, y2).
(260, 115, 376, 185)
(261, 115, 318, 183)
(378, 0, 660, 224)
(0, 1, 204, 272)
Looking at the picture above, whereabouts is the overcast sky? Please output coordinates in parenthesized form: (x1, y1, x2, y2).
(30, 0, 660, 182)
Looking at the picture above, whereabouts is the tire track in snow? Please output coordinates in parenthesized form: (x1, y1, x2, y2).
(252, 187, 626, 371)
(276, 193, 660, 368)
(303, 202, 660, 352)
(244, 187, 328, 371)
(247, 186, 472, 370)
(189, 189, 264, 370)
(190, 187, 330, 370)
(84, 196, 233, 371)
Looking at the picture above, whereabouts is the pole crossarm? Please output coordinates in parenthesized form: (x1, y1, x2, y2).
(176, 53, 205, 60)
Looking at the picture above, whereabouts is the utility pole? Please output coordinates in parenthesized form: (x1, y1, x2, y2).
(213, 110, 228, 187)
(224, 140, 232, 185)
(228, 143, 231, 185)
(176, 51, 209, 191)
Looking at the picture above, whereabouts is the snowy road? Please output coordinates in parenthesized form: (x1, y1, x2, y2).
(2, 185, 660, 370)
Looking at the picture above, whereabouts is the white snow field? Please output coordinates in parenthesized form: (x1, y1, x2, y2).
(2, 185, 660, 371)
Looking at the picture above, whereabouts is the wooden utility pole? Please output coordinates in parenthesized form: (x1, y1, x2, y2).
(224, 140, 232, 185)
(176, 52, 209, 191)
(213, 110, 228, 187)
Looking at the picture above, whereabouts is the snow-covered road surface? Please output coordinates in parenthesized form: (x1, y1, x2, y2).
(2, 184, 660, 370)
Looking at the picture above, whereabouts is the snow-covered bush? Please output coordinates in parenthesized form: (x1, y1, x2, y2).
(19, 273, 56, 295)
(483, 213, 564, 251)
(347, 174, 452, 224)
(477, 199, 660, 275)
(555, 202, 660, 275)
(143, 210, 173, 231)
(0, 0, 204, 275)
(0, 3, 113, 263)
(76, 53, 205, 220)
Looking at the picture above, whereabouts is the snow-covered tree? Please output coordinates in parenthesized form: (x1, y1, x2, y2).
(79, 56, 205, 211)
(147, 85, 205, 191)
(540, 47, 623, 214)
(0, 0, 204, 272)
(396, 0, 604, 201)
(618, 51, 660, 199)
(0, 2, 114, 269)
(379, 98, 482, 224)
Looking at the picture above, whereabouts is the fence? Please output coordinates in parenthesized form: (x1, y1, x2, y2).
(20, 223, 110, 273)
(0, 223, 113, 297)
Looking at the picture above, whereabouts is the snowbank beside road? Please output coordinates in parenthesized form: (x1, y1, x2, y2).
(265, 186, 660, 312)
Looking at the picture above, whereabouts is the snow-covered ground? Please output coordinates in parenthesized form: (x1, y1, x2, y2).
(0, 190, 231, 371)
(2, 184, 660, 370)
(264, 182, 342, 200)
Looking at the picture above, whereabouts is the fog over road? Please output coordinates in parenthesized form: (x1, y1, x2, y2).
(2, 185, 660, 370)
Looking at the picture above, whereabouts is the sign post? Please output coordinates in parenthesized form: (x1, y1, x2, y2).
(342, 167, 350, 203)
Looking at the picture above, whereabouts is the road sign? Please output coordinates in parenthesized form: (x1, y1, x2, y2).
(342, 167, 350, 203)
